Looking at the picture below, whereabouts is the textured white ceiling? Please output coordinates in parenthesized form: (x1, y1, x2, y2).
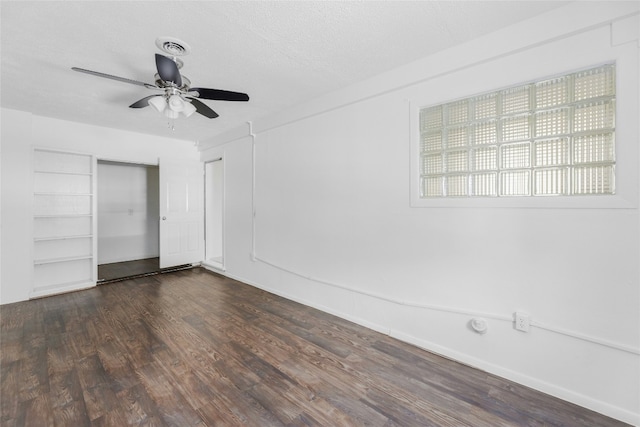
(1, 1, 569, 142)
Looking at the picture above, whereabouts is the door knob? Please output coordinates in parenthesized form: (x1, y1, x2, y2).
(162, 216, 167, 220)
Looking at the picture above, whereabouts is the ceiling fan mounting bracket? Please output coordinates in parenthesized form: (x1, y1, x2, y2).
(155, 36, 191, 57)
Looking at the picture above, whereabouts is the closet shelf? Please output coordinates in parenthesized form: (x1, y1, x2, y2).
(34, 214, 93, 218)
(34, 170, 92, 176)
(34, 255, 93, 265)
(34, 192, 93, 196)
(34, 235, 92, 242)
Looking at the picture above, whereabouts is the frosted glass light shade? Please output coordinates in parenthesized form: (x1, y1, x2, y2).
(148, 96, 166, 113)
(168, 95, 184, 112)
(182, 102, 197, 118)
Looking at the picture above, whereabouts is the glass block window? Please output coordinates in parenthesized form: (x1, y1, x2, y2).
(419, 63, 615, 197)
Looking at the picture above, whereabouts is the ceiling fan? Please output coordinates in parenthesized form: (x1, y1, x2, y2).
(71, 37, 249, 119)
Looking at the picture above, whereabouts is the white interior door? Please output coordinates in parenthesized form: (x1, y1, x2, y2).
(159, 159, 204, 268)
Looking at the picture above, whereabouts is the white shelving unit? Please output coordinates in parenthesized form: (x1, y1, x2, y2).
(32, 149, 96, 298)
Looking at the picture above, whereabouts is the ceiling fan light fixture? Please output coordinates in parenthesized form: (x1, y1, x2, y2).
(182, 102, 197, 118)
(148, 96, 166, 113)
(168, 94, 185, 112)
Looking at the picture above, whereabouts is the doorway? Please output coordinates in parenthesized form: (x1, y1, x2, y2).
(203, 158, 224, 271)
(97, 160, 160, 282)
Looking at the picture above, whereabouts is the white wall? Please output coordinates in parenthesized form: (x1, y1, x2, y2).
(97, 161, 159, 264)
(199, 3, 640, 424)
(1, 109, 35, 305)
(0, 111, 199, 304)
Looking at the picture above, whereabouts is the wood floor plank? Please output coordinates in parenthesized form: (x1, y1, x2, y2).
(0, 332, 22, 366)
(95, 340, 140, 394)
(282, 385, 365, 426)
(76, 354, 121, 421)
(274, 353, 397, 425)
(115, 383, 168, 427)
(0, 268, 632, 427)
(18, 393, 55, 427)
(189, 358, 287, 426)
(49, 368, 91, 427)
(245, 381, 312, 425)
(195, 400, 249, 426)
(0, 360, 20, 422)
(16, 353, 49, 403)
(135, 361, 206, 426)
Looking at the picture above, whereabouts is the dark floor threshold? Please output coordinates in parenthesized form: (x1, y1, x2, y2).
(97, 264, 194, 285)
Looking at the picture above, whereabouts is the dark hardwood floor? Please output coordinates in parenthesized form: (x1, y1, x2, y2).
(0, 268, 630, 426)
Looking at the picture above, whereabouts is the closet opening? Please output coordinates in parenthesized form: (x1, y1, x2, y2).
(97, 160, 160, 282)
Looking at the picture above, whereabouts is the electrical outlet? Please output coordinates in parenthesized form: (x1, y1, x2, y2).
(514, 312, 531, 332)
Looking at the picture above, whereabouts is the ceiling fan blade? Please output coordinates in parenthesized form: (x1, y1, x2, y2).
(155, 54, 182, 87)
(71, 67, 156, 88)
(188, 98, 219, 118)
(129, 95, 162, 108)
(190, 87, 249, 102)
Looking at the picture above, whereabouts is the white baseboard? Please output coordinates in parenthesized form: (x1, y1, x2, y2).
(30, 280, 95, 300)
(201, 260, 226, 273)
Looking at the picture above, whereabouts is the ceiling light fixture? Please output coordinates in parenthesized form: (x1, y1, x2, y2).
(147, 94, 196, 119)
(148, 96, 166, 113)
(182, 101, 197, 118)
(147, 43, 197, 124)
